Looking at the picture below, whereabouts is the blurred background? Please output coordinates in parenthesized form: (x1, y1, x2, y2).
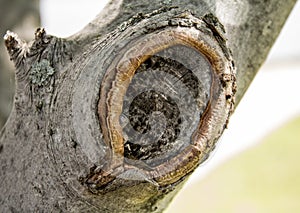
(1, 0, 299, 212)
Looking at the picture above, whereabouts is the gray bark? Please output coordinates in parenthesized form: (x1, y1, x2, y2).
(0, 0, 296, 212)
(0, 0, 40, 129)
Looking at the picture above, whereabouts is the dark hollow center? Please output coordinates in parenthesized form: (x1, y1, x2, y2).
(121, 45, 211, 167)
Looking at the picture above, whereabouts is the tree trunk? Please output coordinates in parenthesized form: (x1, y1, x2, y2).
(0, 0, 296, 212)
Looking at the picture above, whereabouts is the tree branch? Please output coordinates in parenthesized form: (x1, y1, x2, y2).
(0, 0, 297, 212)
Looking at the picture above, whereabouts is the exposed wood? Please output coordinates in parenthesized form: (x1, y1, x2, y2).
(0, 0, 297, 212)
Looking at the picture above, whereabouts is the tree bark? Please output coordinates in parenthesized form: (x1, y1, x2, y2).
(0, 0, 40, 129)
(0, 0, 297, 212)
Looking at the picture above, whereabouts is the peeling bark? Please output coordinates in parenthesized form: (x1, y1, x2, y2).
(0, 0, 297, 212)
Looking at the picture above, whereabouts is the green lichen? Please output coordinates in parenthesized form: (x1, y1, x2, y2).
(29, 59, 55, 86)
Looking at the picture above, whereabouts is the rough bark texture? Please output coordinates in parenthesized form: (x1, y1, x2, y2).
(0, 0, 297, 212)
(0, 0, 40, 129)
